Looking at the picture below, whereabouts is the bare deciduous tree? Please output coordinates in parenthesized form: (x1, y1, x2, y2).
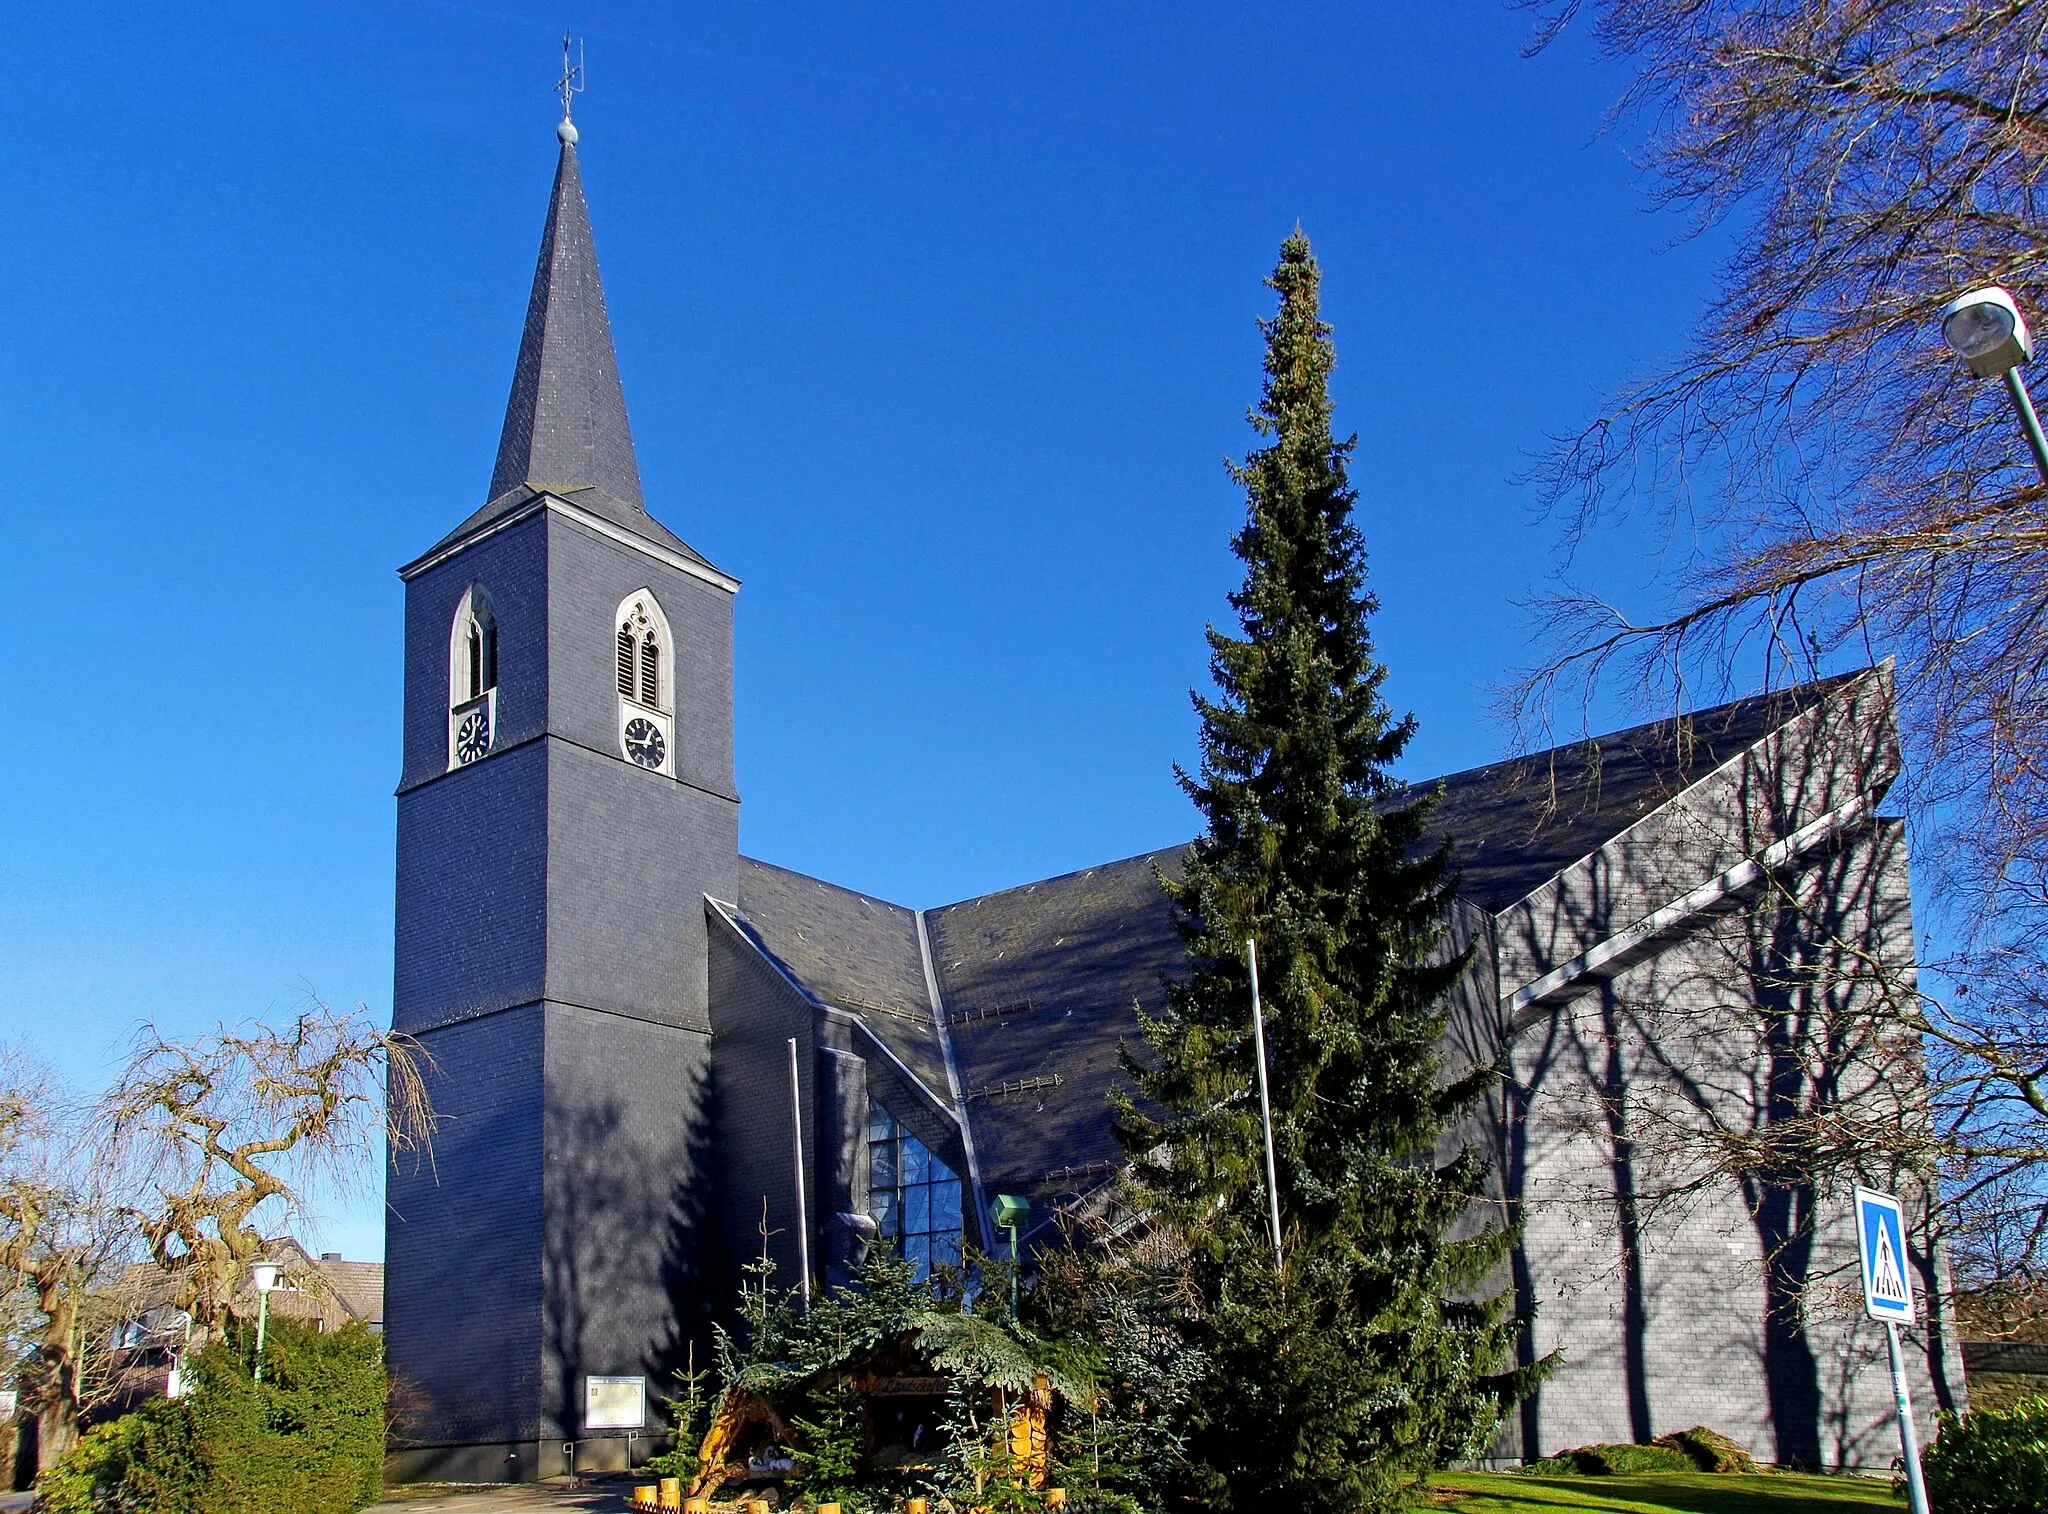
(1511, 0, 2048, 1287)
(100, 1002, 434, 1332)
(0, 1052, 134, 1465)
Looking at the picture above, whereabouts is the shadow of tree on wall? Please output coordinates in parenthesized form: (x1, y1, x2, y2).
(1503, 1008, 1564, 1462)
(649, 1061, 721, 1437)
(1493, 682, 1939, 1468)
(540, 1044, 714, 1450)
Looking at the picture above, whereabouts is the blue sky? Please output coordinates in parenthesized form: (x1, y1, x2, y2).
(0, 3, 1727, 1256)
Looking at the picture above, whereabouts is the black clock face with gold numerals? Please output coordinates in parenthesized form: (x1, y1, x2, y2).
(624, 717, 666, 770)
(455, 709, 491, 764)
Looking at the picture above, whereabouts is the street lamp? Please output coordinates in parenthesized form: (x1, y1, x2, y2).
(989, 1194, 1029, 1318)
(248, 1259, 281, 1383)
(1941, 285, 2048, 482)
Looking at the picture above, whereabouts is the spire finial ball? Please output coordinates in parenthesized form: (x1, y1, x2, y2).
(557, 117, 579, 145)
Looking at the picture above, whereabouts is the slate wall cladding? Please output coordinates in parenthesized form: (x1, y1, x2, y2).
(392, 489, 739, 1461)
(1504, 818, 1950, 1470)
(1440, 896, 1506, 1186)
(546, 739, 735, 1031)
(398, 511, 551, 792)
(386, 1006, 546, 1447)
(393, 741, 550, 1035)
(707, 915, 818, 1296)
(537, 1002, 713, 1442)
(818, 1047, 869, 1220)
(545, 512, 735, 801)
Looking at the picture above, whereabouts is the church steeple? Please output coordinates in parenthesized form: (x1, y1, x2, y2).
(487, 134, 646, 513)
(412, 120, 719, 573)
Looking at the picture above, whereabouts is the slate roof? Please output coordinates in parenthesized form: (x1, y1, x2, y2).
(420, 139, 717, 573)
(735, 857, 951, 1100)
(1424, 671, 1869, 912)
(731, 672, 1880, 1226)
(925, 847, 1187, 1206)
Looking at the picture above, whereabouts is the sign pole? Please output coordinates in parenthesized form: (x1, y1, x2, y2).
(1854, 1186, 1931, 1514)
(1885, 1320, 1931, 1514)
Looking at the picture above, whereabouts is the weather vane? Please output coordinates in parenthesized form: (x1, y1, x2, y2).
(555, 33, 586, 142)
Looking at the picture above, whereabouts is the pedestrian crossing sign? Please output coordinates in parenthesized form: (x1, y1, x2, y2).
(1854, 1186, 1914, 1324)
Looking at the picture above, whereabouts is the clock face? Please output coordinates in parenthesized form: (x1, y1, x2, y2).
(454, 709, 491, 765)
(624, 717, 667, 771)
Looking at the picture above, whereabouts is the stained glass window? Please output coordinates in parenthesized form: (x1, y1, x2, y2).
(867, 1104, 963, 1279)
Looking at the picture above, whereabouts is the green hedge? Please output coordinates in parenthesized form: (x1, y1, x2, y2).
(38, 1318, 384, 1514)
(1922, 1396, 2048, 1514)
(33, 1398, 201, 1514)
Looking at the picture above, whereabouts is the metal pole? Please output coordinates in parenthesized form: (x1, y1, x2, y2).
(2004, 369, 2048, 484)
(253, 1287, 270, 1384)
(1008, 1222, 1021, 1318)
(1247, 939, 1283, 1271)
(788, 1037, 812, 1310)
(1886, 1321, 1932, 1514)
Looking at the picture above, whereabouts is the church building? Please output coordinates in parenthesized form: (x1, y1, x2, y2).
(383, 122, 1963, 1482)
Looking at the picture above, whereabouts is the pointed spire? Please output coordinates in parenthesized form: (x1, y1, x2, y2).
(487, 137, 647, 513)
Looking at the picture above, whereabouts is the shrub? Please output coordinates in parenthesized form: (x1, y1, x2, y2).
(36, 1318, 384, 1514)
(34, 1397, 200, 1514)
(1653, 1425, 1758, 1473)
(1526, 1441, 1695, 1475)
(187, 1318, 385, 1514)
(1921, 1396, 2048, 1514)
(33, 1420, 133, 1514)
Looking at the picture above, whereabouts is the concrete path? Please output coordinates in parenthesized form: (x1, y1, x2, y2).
(379, 1476, 647, 1511)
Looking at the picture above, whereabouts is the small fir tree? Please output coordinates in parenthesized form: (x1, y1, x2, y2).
(1118, 230, 1543, 1512)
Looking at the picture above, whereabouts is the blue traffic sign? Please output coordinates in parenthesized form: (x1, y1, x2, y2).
(1854, 1186, 1914, 1324)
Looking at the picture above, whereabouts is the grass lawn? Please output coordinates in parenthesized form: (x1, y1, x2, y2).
(1428, 1470, 1900, 1514)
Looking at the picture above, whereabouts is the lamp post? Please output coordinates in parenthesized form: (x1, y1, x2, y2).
(248, 1260, 280, 1383)
(989, 1194, 1029, 1318)
(1941, 285, 2048, 483)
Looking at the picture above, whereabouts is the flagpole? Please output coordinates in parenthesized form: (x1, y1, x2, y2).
(788, 1037, 812, 1312)
(1247, 940, 1283, 1272)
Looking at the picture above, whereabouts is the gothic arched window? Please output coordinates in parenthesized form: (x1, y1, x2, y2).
(614, 591, 674, 775)
(447, 586, 498, 769)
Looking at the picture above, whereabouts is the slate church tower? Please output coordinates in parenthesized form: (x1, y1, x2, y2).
(385, 121, 739, 1481)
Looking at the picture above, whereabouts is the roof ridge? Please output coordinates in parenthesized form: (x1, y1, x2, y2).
(1418, 668, 1876, 793)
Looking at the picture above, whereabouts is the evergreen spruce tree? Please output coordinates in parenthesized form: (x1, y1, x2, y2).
(1118, 231, 1543, 1512)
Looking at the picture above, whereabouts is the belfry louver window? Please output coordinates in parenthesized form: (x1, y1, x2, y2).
(466, 621, 496, 702)
(615, 600, 667, 712)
